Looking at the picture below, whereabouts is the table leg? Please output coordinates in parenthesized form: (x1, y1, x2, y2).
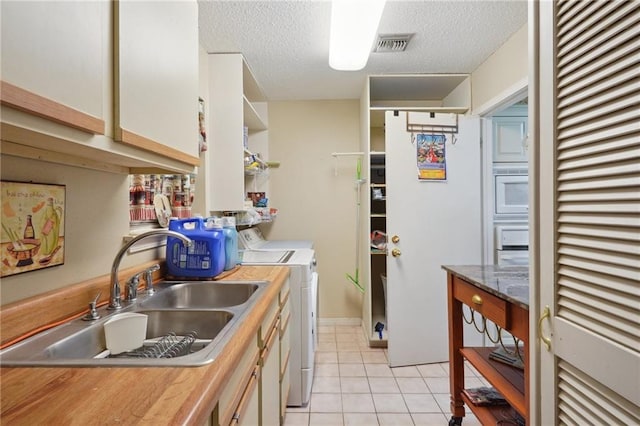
(448, 416, 463, 426)
(447, 274, 465, 419)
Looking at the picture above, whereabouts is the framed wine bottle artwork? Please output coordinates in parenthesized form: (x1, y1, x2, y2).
(1, 181, 66, 277)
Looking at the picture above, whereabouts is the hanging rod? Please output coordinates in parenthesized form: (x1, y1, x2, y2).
(406, 113, 458, 134)
(406, 113, 459, 144)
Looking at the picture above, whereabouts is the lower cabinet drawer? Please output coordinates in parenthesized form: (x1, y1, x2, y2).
(280, 299, 291, 424)
(452, 275, 509, 328)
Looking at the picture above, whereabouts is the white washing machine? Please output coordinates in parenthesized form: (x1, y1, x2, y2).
(240, 249, 318, 407)
(237, 227, 313, 250)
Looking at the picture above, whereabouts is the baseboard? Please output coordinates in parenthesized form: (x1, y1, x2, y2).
(318, 317, 362, 327)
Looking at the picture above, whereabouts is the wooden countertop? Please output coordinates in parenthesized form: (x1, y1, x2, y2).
(0, 265, 289, 425)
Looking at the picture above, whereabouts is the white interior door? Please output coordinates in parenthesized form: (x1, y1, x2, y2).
(534, 1, 640, 423)
(385, 111, 483, 367)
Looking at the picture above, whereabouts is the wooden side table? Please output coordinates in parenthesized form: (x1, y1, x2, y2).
(446, 269, 529, 425)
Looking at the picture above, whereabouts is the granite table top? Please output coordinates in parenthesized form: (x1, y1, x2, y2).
(442, 264, 529, 310)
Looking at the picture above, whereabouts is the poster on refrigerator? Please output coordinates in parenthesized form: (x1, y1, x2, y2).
(415, 133, 447, 181)
(1, 181, 65, 277)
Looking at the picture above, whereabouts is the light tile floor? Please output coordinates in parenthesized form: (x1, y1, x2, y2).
(284, 325, 487, 426)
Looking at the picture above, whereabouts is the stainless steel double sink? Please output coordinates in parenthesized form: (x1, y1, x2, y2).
(0, 280, 268, 367)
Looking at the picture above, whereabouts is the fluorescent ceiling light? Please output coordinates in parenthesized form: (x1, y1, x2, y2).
(329, 0, 386, 71)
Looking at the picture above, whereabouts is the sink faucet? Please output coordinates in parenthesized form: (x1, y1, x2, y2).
(108, 229, 192, 310)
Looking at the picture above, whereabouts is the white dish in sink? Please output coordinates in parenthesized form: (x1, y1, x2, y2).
(103, 312, 148, 355)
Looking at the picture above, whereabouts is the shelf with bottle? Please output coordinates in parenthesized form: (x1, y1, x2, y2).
(129, 173, 195, 224)
(244, 149, 269, 175)
(244, 151, 280, 173)
(227, 207, 278, 227)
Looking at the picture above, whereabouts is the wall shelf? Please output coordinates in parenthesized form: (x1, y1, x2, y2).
(243, 97, 267, 131)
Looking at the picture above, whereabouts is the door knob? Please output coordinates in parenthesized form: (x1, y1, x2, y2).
(391, 248, 401, 257)
(391, 235, 400, 244)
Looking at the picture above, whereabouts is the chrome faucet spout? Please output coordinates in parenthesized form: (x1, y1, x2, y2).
(108, 229, 192, 310)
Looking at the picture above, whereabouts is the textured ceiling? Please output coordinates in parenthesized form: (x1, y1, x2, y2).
(198, 1, 528, 101)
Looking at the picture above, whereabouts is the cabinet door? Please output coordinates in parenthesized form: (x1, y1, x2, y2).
(492, 116, 528, 162)
(218, 342, 260, 426)
(535, 1, 640, 424)
(261, 318, 281, 426)
(1, 1, 105, 134)
(114, 0, 199, 166)
(280, 287, 291, 423)
(233, 367, 260, 426)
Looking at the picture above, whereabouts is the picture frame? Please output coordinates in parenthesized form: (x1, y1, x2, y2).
(416, 133, 447, 181)
(1, 181, 66, 277)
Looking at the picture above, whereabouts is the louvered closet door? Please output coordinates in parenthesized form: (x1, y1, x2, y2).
(535, 0, 640, 424)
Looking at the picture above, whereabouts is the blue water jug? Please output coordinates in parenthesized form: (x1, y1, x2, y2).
(221, 216, 239, 270)
(166, 217, 225, 278)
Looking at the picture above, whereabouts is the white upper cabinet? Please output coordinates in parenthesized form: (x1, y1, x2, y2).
(114, 0, 200, 167)
(205, 54, 268, 212)
(492, 116, 528, 162)
(0, 1, 105, 134)
(1, 1, 199, 174)
(491, 104, 528, 163)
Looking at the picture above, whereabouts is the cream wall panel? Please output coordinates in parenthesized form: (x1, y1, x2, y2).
(471, 24, 528, 114)
(266, 101, 362, 319)
(0, 157, 158, 305)
(1, 1, 104, 119)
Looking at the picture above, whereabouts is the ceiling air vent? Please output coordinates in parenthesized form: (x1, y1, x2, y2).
(374, 34, 413, 53)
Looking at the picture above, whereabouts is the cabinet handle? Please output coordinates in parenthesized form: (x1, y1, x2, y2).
(471, 294, 483, 305)
(538, 305, 552, 351)
(391, 235, 400, 244)
(391, 248, 401, 257)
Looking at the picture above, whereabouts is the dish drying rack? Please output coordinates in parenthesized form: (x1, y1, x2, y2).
(105, 332, 209, 359)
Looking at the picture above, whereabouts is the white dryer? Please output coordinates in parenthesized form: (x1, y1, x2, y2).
(240, 249, 318, 407)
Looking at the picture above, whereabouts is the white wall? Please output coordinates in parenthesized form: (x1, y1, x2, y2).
(471, 24, 528, 114)
(0, 157, 160, 305)
(265, 100, 363, 319)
